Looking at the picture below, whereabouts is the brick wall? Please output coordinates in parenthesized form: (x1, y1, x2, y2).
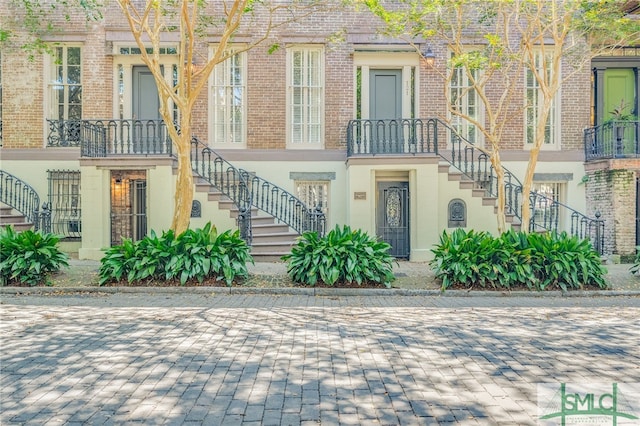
(0, 2, 605, 153)
(586, 161, 639, 255)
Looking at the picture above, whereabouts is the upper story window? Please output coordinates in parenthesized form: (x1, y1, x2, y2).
(525, 50, 559, 148)
(48, 46, 82, 122)
(287, 46, 324, 148)
(210, 49, 246, 147)
(449, 53, 482, 147)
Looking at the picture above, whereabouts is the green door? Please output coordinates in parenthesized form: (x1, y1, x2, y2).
(604, 68, 635, 120)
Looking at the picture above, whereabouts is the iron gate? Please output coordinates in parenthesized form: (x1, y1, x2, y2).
(110, 171, 147, 246)
(377, 182, 410, 259)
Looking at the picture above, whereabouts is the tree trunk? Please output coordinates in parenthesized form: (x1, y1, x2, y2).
(491, 151, 507, 233)
(171, 130, 194, 234)
(520, 145, 540, 233)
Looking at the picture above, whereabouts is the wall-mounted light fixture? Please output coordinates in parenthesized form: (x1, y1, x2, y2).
(423, 47, 436, 68)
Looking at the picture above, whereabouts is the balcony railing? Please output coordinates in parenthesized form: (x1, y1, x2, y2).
(347, 119, 439, 155)
(53, 119, 173, 156)
(47, 119, 82, 147)
(584, 120, 639, 161)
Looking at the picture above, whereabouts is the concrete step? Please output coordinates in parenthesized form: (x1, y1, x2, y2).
(252, 223, 291, 235)
(250, 241, 296, 255)
(251, 232, 300, 244)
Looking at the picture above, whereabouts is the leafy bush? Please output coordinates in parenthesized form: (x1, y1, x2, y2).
(0, 225, 69, 286)
(630, 246, 640, 276)
(282, 225, 395, 287)
(99, 223, 252, 286)
(430, 229, 607, 291)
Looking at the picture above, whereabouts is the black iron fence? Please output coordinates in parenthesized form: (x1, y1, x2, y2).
(68, 119, 173, 157)
(584, 120, 640, 161)
(0, 170, 50, 232)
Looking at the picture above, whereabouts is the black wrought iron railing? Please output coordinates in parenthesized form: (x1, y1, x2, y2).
(347, 118, 439, 155)
(189, 137, 253, 243)
(584, 120, 639, 161)
(529, 192, 604, 254)
(190, 137, 326, 238)
(47, 119, 82, 147)
(244, 171, 327, 237)
(0, 120, 3, 147)
(0, 170, 51, 232)
(69, 119, 173, 157)
(347, 117, 605, 254)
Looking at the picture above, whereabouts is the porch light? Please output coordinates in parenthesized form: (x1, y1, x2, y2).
(423, 47, 436, 68)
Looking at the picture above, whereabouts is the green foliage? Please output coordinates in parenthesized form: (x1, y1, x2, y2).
(282, 225, 395, 287)
(99, 223, 253, 286)
(0, 225, 70, 286)
(430, 229, 607, 291)
(630, 247, 640, 276)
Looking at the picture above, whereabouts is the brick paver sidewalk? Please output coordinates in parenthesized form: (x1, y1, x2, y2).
(1, 294, 639, 425)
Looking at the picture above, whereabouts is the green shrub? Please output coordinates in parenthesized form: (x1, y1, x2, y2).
(282, 225, 395, 287)
(430, 229, 607, 291)
(0, 225, 69, 286)
(99, 223, 252, 286)
(526, 232, 606, 291)
(630, 246, 640, 276)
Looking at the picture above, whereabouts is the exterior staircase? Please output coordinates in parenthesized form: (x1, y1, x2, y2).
(0, 203, 34, 232)
(195, 180, 300, 262)
(438, 163, 522, 231)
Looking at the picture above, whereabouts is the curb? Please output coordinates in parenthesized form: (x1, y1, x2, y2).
(2, 286, 640, 298)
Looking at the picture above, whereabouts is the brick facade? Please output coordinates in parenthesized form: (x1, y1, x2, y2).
(586, 160, 639, 255)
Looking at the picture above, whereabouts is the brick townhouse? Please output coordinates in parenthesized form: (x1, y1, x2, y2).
(0, 1, 638, 261)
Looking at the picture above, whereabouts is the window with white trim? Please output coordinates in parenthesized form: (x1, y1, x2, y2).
(295, 180, 329, 221)
(525, 51, 558, 147)
(48, 46, 82, 121)
(288, 47, 324, 147)
(449, 54, 481, 146)
(210, 49, 246, 147)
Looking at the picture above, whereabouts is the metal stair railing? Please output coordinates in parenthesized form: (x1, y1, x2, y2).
(189, 137, 326, 238)
(433, 118, 605, 254)
(0, 170, 51, 232)
(189, 137, 253, 243)
(242, 169, 326, 237)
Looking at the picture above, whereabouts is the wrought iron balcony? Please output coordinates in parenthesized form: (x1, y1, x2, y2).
(347, 118, 439, 156)
(584, 120, 639, 161)
(46, 119, 173, 156)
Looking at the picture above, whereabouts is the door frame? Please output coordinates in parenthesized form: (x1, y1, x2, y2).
(353, 51, 420, 120)
(111, 51, 178, 120)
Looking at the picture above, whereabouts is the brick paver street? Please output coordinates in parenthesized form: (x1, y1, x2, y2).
(1, 294, 639, 425)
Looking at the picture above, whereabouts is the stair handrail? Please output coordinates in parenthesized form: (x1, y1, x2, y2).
(433, 118, 605, 254)
(188, 137, 253, 243)
(0, 170, 44, 230)
(238, 167, 327, 237)
(189, 137, 325, 237)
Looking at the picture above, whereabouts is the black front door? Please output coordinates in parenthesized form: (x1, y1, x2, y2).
(377, 182, 410, 259)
